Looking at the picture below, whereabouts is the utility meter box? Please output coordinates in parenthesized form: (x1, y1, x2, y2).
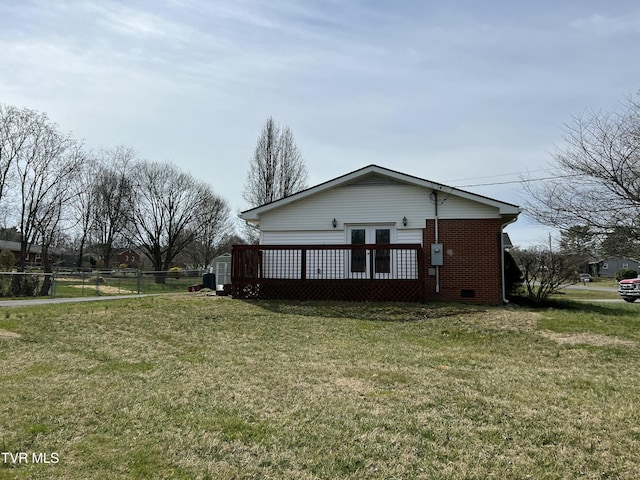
(431, 243, 443, 266)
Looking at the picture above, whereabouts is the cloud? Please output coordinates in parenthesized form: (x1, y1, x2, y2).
(2, 0, 640, 245)
(570, 13, 640, 36)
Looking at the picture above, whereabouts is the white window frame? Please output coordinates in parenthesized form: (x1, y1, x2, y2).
(345, 224, 397, 279)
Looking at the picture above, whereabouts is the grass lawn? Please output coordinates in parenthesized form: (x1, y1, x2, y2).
(0, 295, 639, 479)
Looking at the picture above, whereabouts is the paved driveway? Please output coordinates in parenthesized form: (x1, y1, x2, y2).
(0, 294, 154, 307)
(0, 292, 219, 307)
(564, 284, 618, 293)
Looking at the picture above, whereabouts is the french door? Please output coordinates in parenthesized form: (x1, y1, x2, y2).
(348, 226, 392, 279)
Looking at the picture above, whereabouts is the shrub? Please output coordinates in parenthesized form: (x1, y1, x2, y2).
(0, 249, 15, 272)
(10, 274, 40, 297)
(616, 269, 639, 281)
(0, 276, 11, 297)
(510, 246, 580, 303)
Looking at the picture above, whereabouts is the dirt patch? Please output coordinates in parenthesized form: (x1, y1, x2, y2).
(538, 330, 637, 348)
(71, 285, 135, 295)
(0, 329, 21, 339)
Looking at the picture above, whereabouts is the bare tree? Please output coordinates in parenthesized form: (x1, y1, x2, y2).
(243, 117, 308, 208)
(0, 104, 28, 206)
(523, 94, 640, 239)
(129, 160, 216, 281)
(184, 186, 233, 268)
(278, 125, 308, 198)
(68, 155, 99, 268)
(33, 178, 70, 294)
(511, 242, 581, 303)
(559, 225, 599, 258)
(92, 146, 136, 268)
(9, 107, 83, 272)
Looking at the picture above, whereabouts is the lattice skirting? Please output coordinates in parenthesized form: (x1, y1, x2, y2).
(232, 279, 424, 302)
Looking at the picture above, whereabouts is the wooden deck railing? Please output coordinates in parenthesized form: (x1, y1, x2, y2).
(231, 244, 424, 302)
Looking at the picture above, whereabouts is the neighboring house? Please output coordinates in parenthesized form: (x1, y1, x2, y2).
(0, 239, 57, 267)
(233, 165, 521, 304)
(590, 257, 640, 278)
(115, 249, 143, 269)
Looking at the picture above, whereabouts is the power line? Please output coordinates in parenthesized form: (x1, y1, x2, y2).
(453, 174, 579, 188)
(446, 168, 555, 184)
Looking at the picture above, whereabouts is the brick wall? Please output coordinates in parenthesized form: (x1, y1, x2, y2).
(423, 218, 504, 304)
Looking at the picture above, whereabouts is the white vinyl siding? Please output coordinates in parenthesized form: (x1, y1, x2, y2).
(437, 194, 500, 219)
(258, 183, 500, 234)
(260, 230, 344, 245)
(258, 184, 430, 231)
(397, 229, 422, 244)
(262, 229, 423, 246)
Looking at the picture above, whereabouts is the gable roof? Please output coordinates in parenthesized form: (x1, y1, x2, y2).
(590, 256, 640, 265)
(0, 239, 43, 254)
(241, 164, 521, 223)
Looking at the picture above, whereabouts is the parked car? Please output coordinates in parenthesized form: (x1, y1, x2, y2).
(618, 277, 640, 303)
(578, 273, 592, 283)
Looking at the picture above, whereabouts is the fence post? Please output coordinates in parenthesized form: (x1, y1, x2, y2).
(95, 270, 100, 296)
(137, 270, 141, 294)
(50, 272, 56, 298)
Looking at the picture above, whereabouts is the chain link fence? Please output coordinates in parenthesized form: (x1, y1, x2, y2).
(0, 269, 212, 299)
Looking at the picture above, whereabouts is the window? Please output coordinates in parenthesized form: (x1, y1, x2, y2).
(374, 228, 391, 274)
(350, 229, 366, 273)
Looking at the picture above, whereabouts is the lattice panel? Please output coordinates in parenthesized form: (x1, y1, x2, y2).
(233, 279, 423, 303)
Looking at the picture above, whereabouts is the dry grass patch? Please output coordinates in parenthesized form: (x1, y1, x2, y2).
(0, 328, 21, 338)
(452, 307, 540, 332)
(70, 284, 136, 294)
(538, 330, 637, 348)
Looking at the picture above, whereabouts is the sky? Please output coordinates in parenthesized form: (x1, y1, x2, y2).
(1, 0, 639, 247)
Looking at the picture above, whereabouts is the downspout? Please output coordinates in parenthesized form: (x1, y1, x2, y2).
(434, 191, 440, 294)
(501, 216, 518, 304)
